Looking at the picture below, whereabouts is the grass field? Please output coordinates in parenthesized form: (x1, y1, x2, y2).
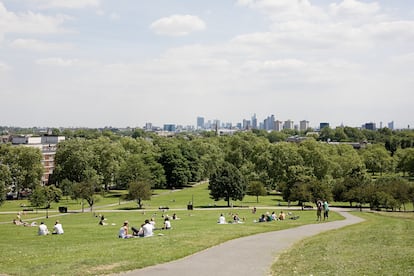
(270, 211, 414, 275)
(1, 183, 412, 275)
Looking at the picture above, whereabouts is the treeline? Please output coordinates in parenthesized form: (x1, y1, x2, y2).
(1, 129, 414, 211)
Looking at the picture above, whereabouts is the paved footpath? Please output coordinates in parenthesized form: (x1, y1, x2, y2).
(119, 209, 364, 276)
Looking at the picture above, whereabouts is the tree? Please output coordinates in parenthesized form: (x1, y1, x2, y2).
(128, 180, 152, 209)
(395, 148, 414, 176)
(158, 142, 191, 188)
(247, 181, 267, 203)
(30, 185, 62, 217)
(72, 172, 102, 212)
(209, 162, 246, 207)
(362, 145, 394, 175)
(1, 145, 43, 198)
(0, 164, 11, 206)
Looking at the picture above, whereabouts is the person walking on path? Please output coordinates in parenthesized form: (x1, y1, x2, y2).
(323, 200, 330, 220)
(316, 199, 323, 221)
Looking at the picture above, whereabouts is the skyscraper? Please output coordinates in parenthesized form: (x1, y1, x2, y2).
(197, 116, 205, 129)
(299, 120, 310, 132)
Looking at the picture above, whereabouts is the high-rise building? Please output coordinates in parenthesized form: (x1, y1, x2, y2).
(251, 114, 257, 129)
(163, 124, 176, 132)
(319, 122, 329, 130)
(283, 120, 294, 130)
(364, 122, 376, 131)
(197, 116, 205, 129)
(275, 120, 283, 131)
(243, 119, 251, 130)
(388, 121, 394, 130)
(299, 120, 309, 132)
(264, 115, 275, 130)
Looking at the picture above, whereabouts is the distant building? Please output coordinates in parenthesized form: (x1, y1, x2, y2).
(299, 120, 309, 132)
(320, 122, 329, 130)
(163, 124, 176, 132)
(364, 122, 376, 131)
(264, 115, 275, 130)
(197, 117, 205, 129)
(283, 120, 294, 130)
(145, 122, 152, 131)
(388, 121, 394, 130)
(251, 114, 258, 129)
(275, 120, 283, 131)
(12, 135, 65, 185)
(242, 119, 251, 130)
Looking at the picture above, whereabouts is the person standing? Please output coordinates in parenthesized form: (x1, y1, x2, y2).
(316, 200, 323, 221)
(323, 200, 330, 220)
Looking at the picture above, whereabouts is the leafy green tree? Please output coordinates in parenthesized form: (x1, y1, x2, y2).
(1, 146, 43, 198)
(72, 172, 102, 212)
(247, 181, 267, 203)
(128, 180, 152, 209)
(91, 137, 125, 191)
(362, 145, 394, 175)
(298, 140, 331, 179)
(395, 148, 414, 176)
(209, 162, 246, 207)
(0, 164, 11, 206)
(54, 139, 99, 183)
(158, 141, 191, 188)
(267, 142, 304, 185)
(30, 185, 62, 211)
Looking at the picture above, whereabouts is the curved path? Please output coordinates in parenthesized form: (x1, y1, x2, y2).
(119, 209, 364, 276)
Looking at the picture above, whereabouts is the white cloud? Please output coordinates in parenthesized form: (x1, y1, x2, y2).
(150, 14, 206, 36)
(0, 61, 10, 71)
(35, 58, 96, 67)
(109, 12, 120, 21)
(330, 0, 380, 18)
(0, 2, 68, 35)
(10, 38, 72, 51)
(32, 0, 100, 9)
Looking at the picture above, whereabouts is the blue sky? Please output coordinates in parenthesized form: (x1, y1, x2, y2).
(1, 0, 413, 129)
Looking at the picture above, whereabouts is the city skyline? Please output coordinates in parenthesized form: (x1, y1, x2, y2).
(1, 1, 413, 129)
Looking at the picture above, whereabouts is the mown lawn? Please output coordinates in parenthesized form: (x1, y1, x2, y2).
(0, 208, 335, 276)
(270, 211, 414, 276)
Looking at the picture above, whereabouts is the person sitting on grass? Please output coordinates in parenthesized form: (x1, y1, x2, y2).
(52, 220, 64, 235)
(38, 222, 49, 235)
(278, 211, 286, 220)
(258, 214, 268, 222)
(142, 219, 154, 237)
(218, 214, 227, 224)
(118, 221, 133, 239)
(163, 217, 172, 229)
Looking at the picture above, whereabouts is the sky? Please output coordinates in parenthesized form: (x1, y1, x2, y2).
(0, 0, 413, 129)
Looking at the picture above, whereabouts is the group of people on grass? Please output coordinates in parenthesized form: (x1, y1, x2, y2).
(119, 216, 173, 239)
(316, 200, 329, 221)
(257, 211, 286, 222)
(218, 213, 246, 224)
(38, 220, 64, 235)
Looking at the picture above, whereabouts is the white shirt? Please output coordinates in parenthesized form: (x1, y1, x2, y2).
(38, 224, 49, 235)
(218, 216, 226, 224)
(53, 223, 64, 234)
(142, 223, 153, 237)
(164, 220, 171, 229)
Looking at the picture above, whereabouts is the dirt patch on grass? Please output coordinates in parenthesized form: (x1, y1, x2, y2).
(88, 262, 127, 274)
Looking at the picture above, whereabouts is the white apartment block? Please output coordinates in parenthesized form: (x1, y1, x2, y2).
(12, 135, 65, 185)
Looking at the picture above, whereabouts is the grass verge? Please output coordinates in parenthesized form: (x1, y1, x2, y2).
(270, 211, 414, 275)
